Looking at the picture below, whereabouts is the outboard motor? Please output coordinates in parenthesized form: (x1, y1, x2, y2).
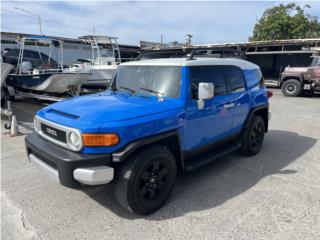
(21, 61, 32, 73)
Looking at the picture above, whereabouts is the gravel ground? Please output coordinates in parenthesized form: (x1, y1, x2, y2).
(1, 89, 320, 240)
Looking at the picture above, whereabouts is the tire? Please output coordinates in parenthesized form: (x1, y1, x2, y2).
(281, 79, 302, 97)
(240, 115, 265, 156)
(1, 87, 15, 107)
(1, 88, 6, 107)
(114, 145, 177, 215)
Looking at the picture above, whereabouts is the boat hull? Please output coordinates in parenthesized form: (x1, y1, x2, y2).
(86, 67, 117, 86)
(66, 65, 117, 87)
(1, 63, 14, 86)
(6, 72, 90, 93)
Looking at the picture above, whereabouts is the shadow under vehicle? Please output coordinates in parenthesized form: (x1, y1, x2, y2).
(84, 130, 317, 220)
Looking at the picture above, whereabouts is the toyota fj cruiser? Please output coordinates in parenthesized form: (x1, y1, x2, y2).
(25, 56, 271, 215)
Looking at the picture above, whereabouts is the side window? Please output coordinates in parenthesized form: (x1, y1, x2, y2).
(23, 51, 33, 59)
(225, 66, 246, 92)
(190, 66, 228, 99)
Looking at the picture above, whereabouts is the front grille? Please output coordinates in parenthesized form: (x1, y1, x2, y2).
(31, 150, 58, 170)
(35, 116, 81, 151)
(41, 123, 67, 143)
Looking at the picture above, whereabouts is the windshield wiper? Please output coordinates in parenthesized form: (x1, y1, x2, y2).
(139, 87, 165, 97)
(119, 86, 135, 95)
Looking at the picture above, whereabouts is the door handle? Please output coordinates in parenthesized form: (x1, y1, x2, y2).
(224, 103, 235, 109)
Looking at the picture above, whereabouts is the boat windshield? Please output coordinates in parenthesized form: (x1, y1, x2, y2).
(112, 65, 181, 98)
(311, 57, 320, 67)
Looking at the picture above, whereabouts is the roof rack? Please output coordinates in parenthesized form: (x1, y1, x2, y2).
(135, 47, 245, 61)
(188, 47, 245, 60)
(136, 49, 188, 60)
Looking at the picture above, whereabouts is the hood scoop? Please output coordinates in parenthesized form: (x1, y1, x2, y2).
(48, 109, 80, 119)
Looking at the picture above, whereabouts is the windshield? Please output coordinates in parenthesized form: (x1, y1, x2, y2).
(311, 57, 320, 67)
(112, 65, 181, 98)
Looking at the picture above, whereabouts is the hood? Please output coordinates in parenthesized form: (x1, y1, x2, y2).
(284, 67, 308, 73)
(40, 91, 182, 124)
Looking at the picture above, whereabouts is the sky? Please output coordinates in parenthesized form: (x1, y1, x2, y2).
(1, 1, 320, 46)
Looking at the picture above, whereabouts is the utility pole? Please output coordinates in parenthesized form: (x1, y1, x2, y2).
(38, 15, 43, 35)
(14, 7, 43, 35)
(186, 34, 193, 47)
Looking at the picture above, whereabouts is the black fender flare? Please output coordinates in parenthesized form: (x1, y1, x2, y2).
(243, 104, 269, 132)
(112, 130, 184, 169)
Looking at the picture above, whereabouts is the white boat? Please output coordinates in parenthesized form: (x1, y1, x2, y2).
(66, 35, 121, 88)
(1, 57, 15, 108)
(1, 62, 14, 87)
(6, 36, 90, 98)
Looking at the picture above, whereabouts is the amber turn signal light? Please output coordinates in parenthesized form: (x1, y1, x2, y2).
(82, 133, 119, 146)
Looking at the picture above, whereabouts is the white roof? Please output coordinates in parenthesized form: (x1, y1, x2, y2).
(121, 57, 259, 70)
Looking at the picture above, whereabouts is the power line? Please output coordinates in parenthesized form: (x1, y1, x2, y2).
(1, 9, 37, 19)
(1, 9, 92, 33)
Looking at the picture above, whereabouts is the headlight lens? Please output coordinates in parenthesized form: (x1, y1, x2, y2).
(34, 117, 39, 133)
(67, 130, 83, 151)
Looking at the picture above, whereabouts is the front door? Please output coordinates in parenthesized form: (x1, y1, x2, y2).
(186, 66, 235, 151)
(224, 66, 251, 134)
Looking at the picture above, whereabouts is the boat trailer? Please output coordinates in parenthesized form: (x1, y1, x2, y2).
(1, 100, 19, 137)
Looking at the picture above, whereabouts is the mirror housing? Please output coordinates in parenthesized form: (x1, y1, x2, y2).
(197, 82, 214, 110)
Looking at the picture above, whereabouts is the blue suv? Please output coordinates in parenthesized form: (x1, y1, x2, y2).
(25, 57, 271, 215)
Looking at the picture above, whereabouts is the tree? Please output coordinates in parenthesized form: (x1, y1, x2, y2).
(249, 3, 320, 41)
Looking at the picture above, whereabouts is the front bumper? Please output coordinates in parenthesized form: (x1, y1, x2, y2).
(313, 83, 320, 93)
(25, 133, 113, 188)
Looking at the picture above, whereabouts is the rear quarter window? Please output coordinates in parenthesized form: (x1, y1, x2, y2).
(225, 66, 246, 92)
(243, 68, 263, 88)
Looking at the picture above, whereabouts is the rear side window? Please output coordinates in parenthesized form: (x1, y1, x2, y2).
(225, 66, 246, 92)
(190, 66, 228, 98)
(244, 68, 263, 88)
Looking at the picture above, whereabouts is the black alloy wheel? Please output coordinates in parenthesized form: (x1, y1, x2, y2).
(250, 119, 264, 151)
(139, 160, 169, 201)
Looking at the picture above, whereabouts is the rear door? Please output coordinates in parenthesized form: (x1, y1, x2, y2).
(185, 66, 235, 150)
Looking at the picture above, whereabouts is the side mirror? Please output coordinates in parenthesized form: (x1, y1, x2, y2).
(197, 82, 214, 110)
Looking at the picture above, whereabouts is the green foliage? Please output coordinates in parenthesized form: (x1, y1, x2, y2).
(250, 3, 320, 41)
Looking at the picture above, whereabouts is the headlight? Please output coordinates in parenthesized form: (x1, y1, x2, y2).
(67, 130, 83, 151)
(34, 117, 39, 133)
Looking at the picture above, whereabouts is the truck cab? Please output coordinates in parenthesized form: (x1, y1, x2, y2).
(25, 57, 270, 215)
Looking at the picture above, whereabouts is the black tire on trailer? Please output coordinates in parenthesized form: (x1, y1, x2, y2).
(1, 88, 6, 107)
(240, 115, 265, 156)
(281, 79, 302, 97)
(114, 145, 177, 215)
